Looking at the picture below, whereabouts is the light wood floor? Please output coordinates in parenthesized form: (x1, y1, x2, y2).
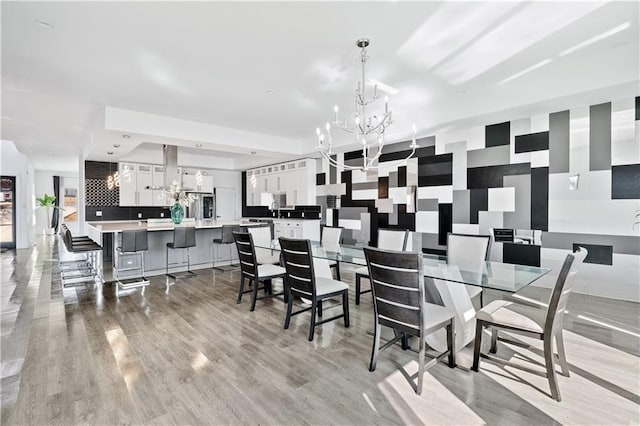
(2, 240, 639, 425)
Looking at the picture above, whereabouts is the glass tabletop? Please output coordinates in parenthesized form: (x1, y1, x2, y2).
(257, 240, 550, 293)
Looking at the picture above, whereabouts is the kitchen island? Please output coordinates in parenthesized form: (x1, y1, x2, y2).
(86, 219, 262, 278)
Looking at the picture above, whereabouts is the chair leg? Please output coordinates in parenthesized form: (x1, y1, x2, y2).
(342, 290, 350, 327)
(284, 288, 293, 329)
(369, 322, 381, 371)
(308, 300, 317, 341)
(447, 319, 456, 368)
(317, 300, 323, 317)
(472, 320, 484, 372)
(335, 262, 341, 281)
(250, 279, 260, 312)
(480, 291, 484, 308)
(544, 334, 562, 401)
(237, 276, 246, 304)
(417, 335, 426, 395)
(555, 331, 570, 377)
(490, 329, 498, 354)
(355, 274, 361, 305)
(166, 247, 169, 276)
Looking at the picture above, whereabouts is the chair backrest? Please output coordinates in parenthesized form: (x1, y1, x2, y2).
(378, 229, 409, 250)
(233, 231, 259, 281)
(364, 247, 424, 337)
(447, 233, 491, 273)
(279, 237, 316, 299)
(321, 226, 342, 252)
(220, 224, 240, 244)
(172, 226, 196, 248)
(248, 225, 271, 248)
(121, 229, 148, 252)
(545, 247, 587, 333)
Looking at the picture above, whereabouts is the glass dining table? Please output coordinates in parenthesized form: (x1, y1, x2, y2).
(255, 240, 551, 353)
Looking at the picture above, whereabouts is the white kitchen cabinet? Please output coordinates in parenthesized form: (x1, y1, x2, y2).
(136, 164, 153, 206)
(245, 158, 316, 208)
(152, 166, 166, 206)
(182, 173, 197, 191)
(201, 175, 214, 193)
(118, 163, 137, 206)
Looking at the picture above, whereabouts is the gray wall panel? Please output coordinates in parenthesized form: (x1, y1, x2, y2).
(549, 110, 570, 173)
(467, 145, 511, 168)
(452, 190, 470, 224)
(503, 174, 531, 229)
(589, 102, 612, 171)
(542, 232, 640, 255)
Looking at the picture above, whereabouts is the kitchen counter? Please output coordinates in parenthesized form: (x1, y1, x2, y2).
(87, 219, 259, 234)
(242, 217, 321, 222)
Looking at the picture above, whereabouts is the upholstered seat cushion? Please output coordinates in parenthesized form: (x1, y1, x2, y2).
(257, 263, 286, 279)
(315, 277, 349, 296)
(476, 300, 545, 333)
(354, 266, 369, 276)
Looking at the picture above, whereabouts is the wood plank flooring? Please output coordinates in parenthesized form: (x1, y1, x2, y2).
(2, 239, 639, 425)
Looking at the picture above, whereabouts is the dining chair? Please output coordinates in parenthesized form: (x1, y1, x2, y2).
(248, 225, 280, 265)
(233, 231, 286, 311)
(355, 228, 409, 305)
(279, 237, 350, 341)
(447, 233, 491, 306)
(321, 225, 343, 280)
(472, 247, 588, 402)
(364, 247, 456, 395)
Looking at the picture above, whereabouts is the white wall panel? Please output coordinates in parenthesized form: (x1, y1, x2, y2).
(417, 185, 453, 203)
(611, 98, 639, 166)
(338, 219, 361, 230)
(415, 211, 439, 233)
(488, 187, 515, 211)
(452, 224, 480, 234)
(351, 189, 377, 200)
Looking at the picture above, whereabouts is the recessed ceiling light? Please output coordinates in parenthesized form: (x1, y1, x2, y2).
(34, 19, 52, 28)
(196, 144, 202, 147)
(266, 90, 274, 95)
(107, 151, 114, 155)
(113, 144, 121, 148)
(122, 134, 130, 139)
(251, 151, 256, 155)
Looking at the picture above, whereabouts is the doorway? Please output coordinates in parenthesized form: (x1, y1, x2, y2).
(0, 176, 16, 249)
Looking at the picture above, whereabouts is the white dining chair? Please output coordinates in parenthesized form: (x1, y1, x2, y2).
(248, 225, 280, 265)
(321, 226, 343, 280)
(355, 228, 409, 305)
(447, 233, 491, 306)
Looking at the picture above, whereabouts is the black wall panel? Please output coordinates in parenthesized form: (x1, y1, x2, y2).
(515, 131, 549, 153)
(573, 243, 613, 265)
(469, 189, 488, 225)
(485, 122, 511, 147)
(418, 153, 453, 187)
(378, 177, 389, 198)
(612, 164, 640, 199)
(503, 243, 541, 267)
(397, 166, 407, 187)
(380, 146, 434, 163)
(438, 203, 452, 246)
(467, 163, 530, 189)
(531, 167, 549, 231)
(635, 96, 639, 121)
(316, 173, 326, 186)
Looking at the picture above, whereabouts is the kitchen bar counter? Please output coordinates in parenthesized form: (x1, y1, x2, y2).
(85, 219, 262, 278)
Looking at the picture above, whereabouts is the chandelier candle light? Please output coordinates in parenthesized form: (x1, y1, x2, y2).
(316, 38, 418, 171)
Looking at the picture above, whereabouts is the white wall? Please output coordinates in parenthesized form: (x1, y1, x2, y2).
(0, 140, 36, 248)
(34, 170, 79, 235)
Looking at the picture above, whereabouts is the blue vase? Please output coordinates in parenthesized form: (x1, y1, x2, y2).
(170, 203, 184, 224)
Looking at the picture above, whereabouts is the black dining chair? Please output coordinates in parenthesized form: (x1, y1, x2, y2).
(279, 237, 350, 341)
(364, 247, 456, 395)
(233, 231, 286, 311)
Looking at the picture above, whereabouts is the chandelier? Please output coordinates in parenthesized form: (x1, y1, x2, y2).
(315, 38, 418, 171)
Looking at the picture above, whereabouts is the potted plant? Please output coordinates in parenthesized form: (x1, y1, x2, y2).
(36, 193, 62, 235)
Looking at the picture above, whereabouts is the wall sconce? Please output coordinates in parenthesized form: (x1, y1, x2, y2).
(569, 174, 580, 190)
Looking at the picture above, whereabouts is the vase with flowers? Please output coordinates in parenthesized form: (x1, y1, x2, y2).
(163, 181, 196, 225)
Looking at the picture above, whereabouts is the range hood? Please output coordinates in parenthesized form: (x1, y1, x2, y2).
(149, 144, 191, 190)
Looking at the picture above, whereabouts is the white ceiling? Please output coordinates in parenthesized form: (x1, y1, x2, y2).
(2, 1, 638, 172)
